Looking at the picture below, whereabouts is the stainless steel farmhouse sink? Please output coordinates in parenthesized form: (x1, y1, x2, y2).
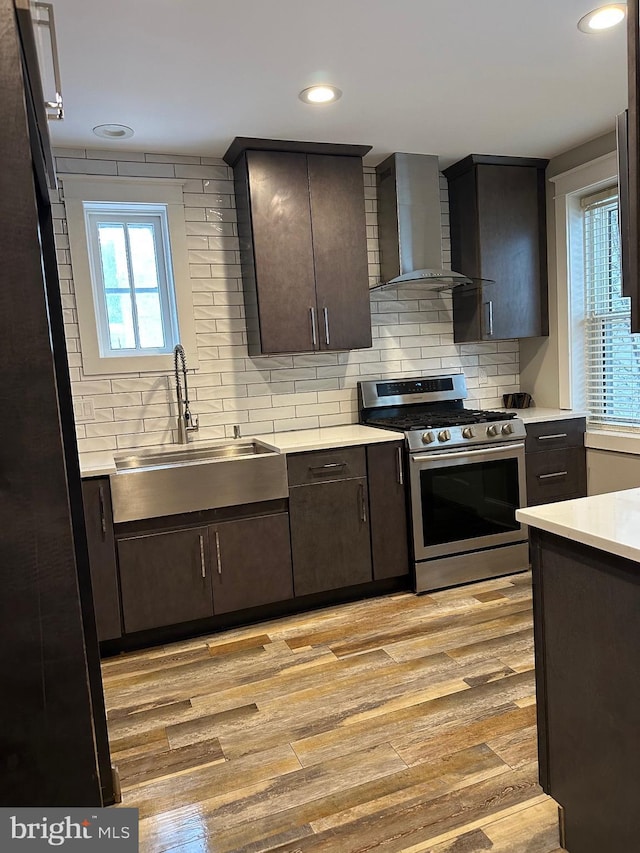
(109, 439, 287, 523)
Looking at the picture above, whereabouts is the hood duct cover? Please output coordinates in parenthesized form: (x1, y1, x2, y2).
(372, 152, 473, 291)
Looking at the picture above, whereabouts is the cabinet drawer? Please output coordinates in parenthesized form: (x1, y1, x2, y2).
(287, 446, 366, 486)
(526, 447, 587, 506)
(525, 418, 586, 453)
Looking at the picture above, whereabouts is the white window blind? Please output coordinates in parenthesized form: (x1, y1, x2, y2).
(583, 187, 640, 430)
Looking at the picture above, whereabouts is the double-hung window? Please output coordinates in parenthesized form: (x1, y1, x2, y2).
(583, 187, 640, 429)
(63, 177, 197, 375)
(85, 203, 178, 356)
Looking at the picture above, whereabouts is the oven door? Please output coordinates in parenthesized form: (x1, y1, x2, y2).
(409, 442, 528, 561)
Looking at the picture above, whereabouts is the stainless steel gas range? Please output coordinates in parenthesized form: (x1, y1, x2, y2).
(358, 373, 529, 592)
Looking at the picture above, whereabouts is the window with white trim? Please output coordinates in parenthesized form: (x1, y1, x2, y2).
(85, 203, 179, 357)
(583, 187, 640, 429)
(62, 176, 198, 375)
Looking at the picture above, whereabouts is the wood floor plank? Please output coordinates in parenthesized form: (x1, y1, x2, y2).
(207, 633, 272, 656)
(480, 797, 560, 851)
(291, 670, 535, 768)
(119, 744, 302, 819)
(166, 703, 260, 749)
(116, 738, 225, 789)
(487, 724, 539, 771)
(191, 744, 507, 853)
(445, 627, 533, 665)
(262, 767, 543, 853)
(137, 742, 407, 852)
(399, 794, 552, 852)
(392, 703, 536, 767)
(102, 573, 557, 853)
(385, 611, 532, 663)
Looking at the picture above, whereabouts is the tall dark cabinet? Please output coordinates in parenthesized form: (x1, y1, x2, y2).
(1, 0, 113, 806)
(224, 138, 373, 355)
(621, 0, 640, 333)
(444, 155, 549, 342)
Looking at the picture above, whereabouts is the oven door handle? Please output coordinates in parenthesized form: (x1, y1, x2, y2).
(410, 442, 525, 464)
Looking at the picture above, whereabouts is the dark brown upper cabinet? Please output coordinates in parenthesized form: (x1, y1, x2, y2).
(224, 138, 373, 355)
(443, 155, 549, 342)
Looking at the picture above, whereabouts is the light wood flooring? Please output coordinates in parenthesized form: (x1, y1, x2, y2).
(102, 572, 564, 853)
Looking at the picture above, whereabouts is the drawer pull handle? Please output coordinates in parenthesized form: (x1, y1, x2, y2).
(98, 485, 107, 540)
(199, 534, 206, 578)
(538, 471, 568, 480)
(359, 482, 367, 523)
(215, 531, 222, 575)
(309, 462, 346, 473)
(537, 433, 568, 441)
(397, 446, 404, 485)
(309, 307, 318, 348)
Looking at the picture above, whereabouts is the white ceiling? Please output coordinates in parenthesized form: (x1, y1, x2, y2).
(47, 0, 627, 167)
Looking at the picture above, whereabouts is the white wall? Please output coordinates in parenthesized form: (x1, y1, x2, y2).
(52, 147, 521, 455)
(588, 449, 640, 495)
(519, 131, 618, 409)
(520, 129, 640, 496)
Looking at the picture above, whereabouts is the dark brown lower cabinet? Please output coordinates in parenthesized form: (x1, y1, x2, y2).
(289, 477, 373, 596)
(532, 529, 640, 852)
(211, 513, 293, 613)
(366, 441, 410, 580)
(81, 478, 122, 641)
(525, 418, 587, 506)
(118, 527, 214, 633)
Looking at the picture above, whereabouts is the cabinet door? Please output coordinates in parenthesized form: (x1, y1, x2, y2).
(81, 478, 121, 641)
(118, 527, 213, 633)
(366, 443, 410, 580)
(307, 154, 372, 351)
(246, 150, 318, 354)
(211, 513, 293, 614)
(476, 164, 547, 340)
(289, 477, 372, 596)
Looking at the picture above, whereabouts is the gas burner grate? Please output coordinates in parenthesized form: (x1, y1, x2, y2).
(366, 408, 516, 432)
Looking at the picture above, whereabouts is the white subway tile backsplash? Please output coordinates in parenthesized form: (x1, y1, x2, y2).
(117, 161, 175, 178)
(53, 147, 520, 453)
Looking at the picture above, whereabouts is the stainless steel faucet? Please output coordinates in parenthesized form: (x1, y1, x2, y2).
(173, 344, 198, 444)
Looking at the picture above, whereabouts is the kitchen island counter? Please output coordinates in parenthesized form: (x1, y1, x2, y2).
(523, 488, 640, 852)
(517, 487, 640, 564)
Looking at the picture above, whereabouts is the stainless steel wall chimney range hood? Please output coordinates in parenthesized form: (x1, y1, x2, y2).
(371, 152, 477, 292)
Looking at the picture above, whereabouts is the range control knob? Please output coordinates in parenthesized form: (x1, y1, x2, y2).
(421, 431, 435, 445)
(438, 429, 452, 442)
(501, 422, 514, 436)
(486, 424, 500, 437)
(462, 427, 475, 439)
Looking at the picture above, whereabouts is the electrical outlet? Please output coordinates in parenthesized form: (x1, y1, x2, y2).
(478, 368, 488, 386)
(73, 398, 96, 422)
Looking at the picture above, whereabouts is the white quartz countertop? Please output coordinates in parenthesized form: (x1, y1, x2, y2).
(258, 425, 399, 454)
(517, 488, 640, 564)
(499, 408, 589, 424)
(79, 424, 399, 478)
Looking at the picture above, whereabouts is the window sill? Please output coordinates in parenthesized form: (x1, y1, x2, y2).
(585, 429, 640, 457)
(81, 350, 198, 376)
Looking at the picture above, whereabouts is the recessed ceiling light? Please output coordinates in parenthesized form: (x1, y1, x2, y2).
(298, 85, 342, 105)
(92, 124, 134, 140)
(577, 4, 626, 32)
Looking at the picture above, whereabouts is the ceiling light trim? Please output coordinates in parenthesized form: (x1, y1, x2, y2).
(577, 3, 627, 33)
(298, 85, 342, 105)
(92, 124, 135, 140)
